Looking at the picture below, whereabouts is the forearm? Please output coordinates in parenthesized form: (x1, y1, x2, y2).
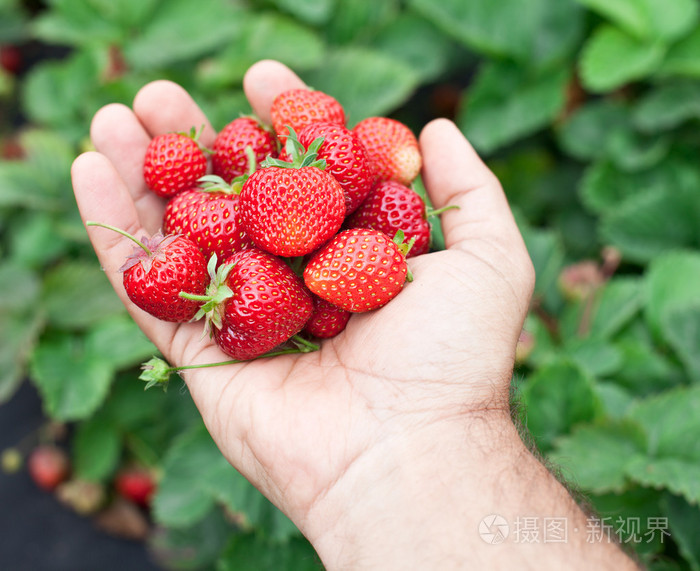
(304, 410, 640, 570)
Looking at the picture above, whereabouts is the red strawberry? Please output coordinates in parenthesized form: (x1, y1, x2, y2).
(211, 116, 278, 182)
(270, 88, 345, 143)
(191, 249, 313, 360)
(87, 222, 209, 322)
(345, 180, 431, 257)
(163, 176, 253, 265)
(28, 445, 70, 491)
(352, 117, 422, 186)
(304, 228, 412, 313)
(239, 131, 345, 257)
(143, 130, 208, 198)
(296, 122, 375, 215)
(115, 466, 157, 508)
(303, 295, 351, 338)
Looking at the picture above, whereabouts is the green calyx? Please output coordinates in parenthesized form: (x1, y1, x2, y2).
(393, 230, 416, 283)
(261, 126, 326, 170)
(179, 253, 235, 335)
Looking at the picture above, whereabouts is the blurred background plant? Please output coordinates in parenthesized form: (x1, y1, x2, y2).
(1, 0, 699, 568)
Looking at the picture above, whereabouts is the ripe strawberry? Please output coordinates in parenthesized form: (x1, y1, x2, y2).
(143, 130, 208, 198)
(28, 445, 70, 491)
(352, 117, 422, 186)
(304, 228, 412, 312)
(191, 249, 313, 360)
(87, 222, 209, 322)
(303, 295, 351, 338)
(270, 88, 345, 143)
(163, 176, 253, 265)
(345, 180, 431, 257)
(211, 116, 278, 182)
(296, 122, 375, 215)
(115, 467, 157, 508)
(239, 131, 345, 257)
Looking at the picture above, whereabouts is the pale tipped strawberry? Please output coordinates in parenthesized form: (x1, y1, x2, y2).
(86, 222, 209, 322)
(183, 249, 314, 360)
(212, 116, 278, 181)
(352, 117, 422, 186)
(303, 295, 351, 338)
(143, 128, 208, 198)
(303, 228, 413, 313)
(345, 180, 436, 257)
(163, 175, 253, 265)
(270, 88, 345, 143)
(296, 122, 375, 215)
(28, 445, 70, 491)
(239, 128, 345, 257)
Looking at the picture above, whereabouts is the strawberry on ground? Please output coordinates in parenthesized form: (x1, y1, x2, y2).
(185, 248, 314, 360)
(352, 117, 422, 186)
(163, 175, 253, 265)
(296, 122, 375, 215)
(239, 130, 345, 257)
(270, 88, 345, 143)
(28, 445, 70, 491)
(211, 116, 278, 182)
(303, 295, 351, 338)
(345, 180, 431, 257)
(115, 466, 157, 508)
(87, 222, 209, 322)
(143, 129, 208, 198)
(304, 228, 412, 313)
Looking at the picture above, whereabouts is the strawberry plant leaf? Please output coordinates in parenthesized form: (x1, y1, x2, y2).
(83, 314, 156, 371)
(644, 251, 700, 341)
(657, 27, 700, 77)
(550, 420, 647, 494)
(625, 457, 700, 505)
(267, 0, 335, 25)
(218, 533, 321, 571)
(564, 338, 624, 378)
(73, 415, 121, 482)
(521, 359, 603, 451)
(662, 493, 700, 571)
(0, 310, 43, 403)
(588, 277, 644, 339)
(457, 60, 570, 154)
(579, 25, 666, 93)
(519, 223, 566, 311)
(41, 261, 125, 329)
(324, 0, 398, 46)
(660, 305, 700, 384)
(29, 333, 114, 421)
(633, 81, 700, 131)
(302, 47, 419, 124)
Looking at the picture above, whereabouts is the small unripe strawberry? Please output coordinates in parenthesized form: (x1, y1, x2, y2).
(28, 445, 70, 491)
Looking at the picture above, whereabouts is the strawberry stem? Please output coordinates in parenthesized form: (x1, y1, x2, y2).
(427, 204, 460, 217)
(86, 221, 152, 255)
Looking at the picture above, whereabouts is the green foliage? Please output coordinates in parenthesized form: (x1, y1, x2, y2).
(1, 0, 699, 568)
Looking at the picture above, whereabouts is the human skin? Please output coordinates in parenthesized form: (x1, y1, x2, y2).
(71, 60, 638, 570)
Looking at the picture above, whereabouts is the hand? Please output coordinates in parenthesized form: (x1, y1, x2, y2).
(72, 60, 635, 569)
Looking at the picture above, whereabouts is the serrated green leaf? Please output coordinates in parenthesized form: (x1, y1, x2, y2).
(550, 420, 646, 493)
(268, 0, 335, 25)
(521, 360, 603, 450)
(124, 0, 244, 69)
(73, 415, 121, 481)
(575, 0, 698, 42)
(0, 262, 40, 312)
(626, 457, 700, 505)
(31, 0, 126, 46)
(41, 261, 125, 329)
(633, 81, 700, 131)
(324, 0, 398, 45)
(84, 314, 155, 371)
(662, 493, 700, 571)
(657, 27, 700, 77)
(595, 382, 636, 419)
(29, 334, 115, 421)
(217, 533, 321, 571)
(600, 187, 700, 264)
(302, 47, 419, 124)
(579, 25, 666, 93)
(564, 338, 624, 377)
(371, 13, 456, 84)
(0, 310, 43, 403)
(660, 305, 700, 383)
(589, 278, 644, 339)
(557, 100, 631, 161)
(409, 0, 582, 66)
(458, 61, 569, 154)
(644, 251, 700, 341)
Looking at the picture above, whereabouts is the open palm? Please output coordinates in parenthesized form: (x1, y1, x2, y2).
(71, 60, 534, 554)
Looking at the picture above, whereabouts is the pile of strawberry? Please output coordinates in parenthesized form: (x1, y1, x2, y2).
(95, 87, 437, 361)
